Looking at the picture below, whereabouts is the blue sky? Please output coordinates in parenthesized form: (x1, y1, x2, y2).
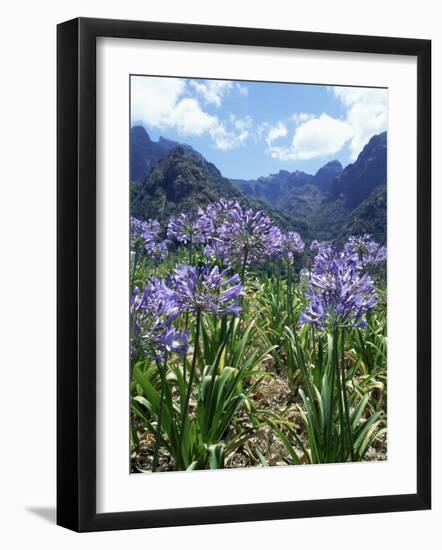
(131, 75, 387, 180)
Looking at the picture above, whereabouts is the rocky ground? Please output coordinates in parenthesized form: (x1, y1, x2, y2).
(130, 366, 387, 474)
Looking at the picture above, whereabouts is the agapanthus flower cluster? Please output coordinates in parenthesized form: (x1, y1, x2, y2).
(202, 201, 279, 266)
(196, 199, 237, 241)
(145, 239, 170, 262)
(276, 231, 305, 263)
(130, 279, 188, 358)
(299, 240, 337, 281)
(130, 216, 169, 262)
(193, 201, 235, 261)
(344, 234, 387, 266)
(172, 264, 244, 316)
(310, 239, 329, 252)
(130, 217, 160, 243)
(167, 211, 205, 245)
(300, 245, 377, 330)
(311, 241, 344, 271)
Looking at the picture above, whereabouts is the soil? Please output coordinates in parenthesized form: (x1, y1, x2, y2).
(131, 365, 387, 473)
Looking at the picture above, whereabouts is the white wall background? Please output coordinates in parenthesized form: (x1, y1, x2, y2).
(0, 1, 439, 548)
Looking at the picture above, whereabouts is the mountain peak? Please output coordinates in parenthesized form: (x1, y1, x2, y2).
(131, 146, 294, 230)
(131, 125, 152, 142)
(314, 160, 343, 192)
(158, 136, 178, 147)
(130, 128, 386, 242)
(370, 130, 387, 143)
(356, 131, 387, 163)
(327, 131, 387, 210)
(131, 127, 184, 182)
(315, 160, 343, 174)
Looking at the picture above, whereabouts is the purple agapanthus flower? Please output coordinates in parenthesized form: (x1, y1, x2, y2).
(172, 264, 244, 316)
(144, 239, 170, 262)
(130, 216, 169, 262)
(203, 240, 231, 264)
(130, 217, 161, 242)
(205, 202, 279, 267)
(309, 239, 334, 255)
(299, 267, 311, 289)
(167, 211, 205, 245)
(196, 200, 240, 262)
(277, 231, 305, 263)
(310, 240, 325, 251)
(157, 326, 189, 357)
(130, 280, 188, 358)
(344, 234, 387, 266)
(196, 199, 237, 241)
(300, 246, 377, 330)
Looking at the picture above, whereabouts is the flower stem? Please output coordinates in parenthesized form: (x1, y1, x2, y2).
(152, 353, 167, 472)
(286, 259, 294, 327)
(181, 237, 193, 383)
(131, 249, 138, 287)
(241, 244, 249, 285)
(180, 310, 201, 454)
(188, 234, 193, 265)
(326, 347, 336, 462)
(340, 329, 355, 461)
(333, 328, 346, 460)
(183, 310, 190, 382)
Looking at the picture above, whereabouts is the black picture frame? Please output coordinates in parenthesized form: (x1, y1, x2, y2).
(57, 17, 431, 532)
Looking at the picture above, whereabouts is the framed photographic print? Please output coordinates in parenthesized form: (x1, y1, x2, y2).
(57, 17, 431, 532)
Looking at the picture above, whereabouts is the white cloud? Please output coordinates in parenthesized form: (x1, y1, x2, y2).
(210, 115, 253, 150)
(331, 86, 387, 159)
(132, 77, 386, 162)
(265, 114, 353, 161)
(190, 80, 233, 107)
(264, 87, 386, 162)
(131, 77, 186, 127)
(291, 112, 314, 125)
(236, 83, 249, 96)
(265, 122, 292, 159)
(255, 122, 269, 140)
(210, 126, 242, 150)
(230, 114, 253, 132)
(132, 79, 218, 136)
(166, 98, 217, 136)
(190, 80, 249, 107)
(292, 114, 354, 160)
(266, 145, 296, 161)
(265, 122, 288, 146)
(131, 76, 253, 149)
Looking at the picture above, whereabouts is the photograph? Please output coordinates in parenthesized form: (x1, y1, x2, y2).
(129, 75, 388, 473)
(0, 0, 434, 542)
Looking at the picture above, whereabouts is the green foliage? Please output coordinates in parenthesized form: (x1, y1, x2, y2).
(129, 135, 388, 471)
(342, 186, 387, 244)
(132, 310, 275, 470)
(131, 245, 387, 471)
(131, 126, 387, 245)
(131, 147, 297, 230)
(256, 320, 387, 465)
(236, 132, 387, 244)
